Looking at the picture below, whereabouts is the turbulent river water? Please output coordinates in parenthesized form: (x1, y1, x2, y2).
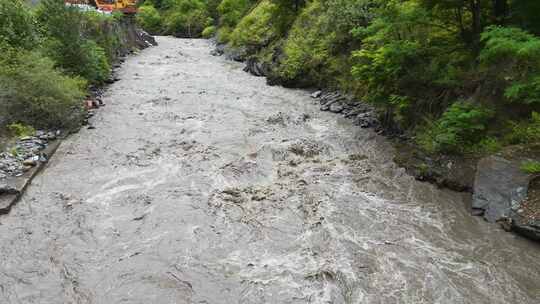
(1, 37, 539, 303)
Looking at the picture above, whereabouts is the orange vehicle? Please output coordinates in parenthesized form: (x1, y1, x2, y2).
(65, 0, 138, 14)
(93, 0, 138, 14)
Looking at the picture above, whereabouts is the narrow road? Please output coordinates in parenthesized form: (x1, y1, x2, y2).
(1, 38, 539, 304)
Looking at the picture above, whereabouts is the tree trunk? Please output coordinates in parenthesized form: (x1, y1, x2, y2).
(492, 0, 509, 24)
(470, 0, 482, 52)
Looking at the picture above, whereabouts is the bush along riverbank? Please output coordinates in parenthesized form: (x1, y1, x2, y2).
(0, 0, 156, 212)
(137, 0, 540, 241)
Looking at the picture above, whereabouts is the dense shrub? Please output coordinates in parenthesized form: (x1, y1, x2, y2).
(163, 0, 211, 37)
(505, 112, 540, 145)
(0, 0, 36, 49)
(82, 12, 122, 62)
(277, 1, 332, 83)
(7, 123, 36, 138)
(218, 0, 251, 27)
(277, 0, 358, 87)
(417, 102, 494, 154)
(521, 161, 540, 174)
(351, 1, 468, 128)
(0, 49, 86, 129)
(202, 25, 216, 38)
(480, 26, 540, 105)
(137, 4, 163, 34)
(215, 0, 252, 42)
(229, 0, 279, 48)
(37, 0, 111, 84)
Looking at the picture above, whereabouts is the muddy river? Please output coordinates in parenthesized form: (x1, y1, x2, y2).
(0, 37, 539, 303)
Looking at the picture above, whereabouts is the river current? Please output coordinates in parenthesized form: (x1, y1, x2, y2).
(0, 37, 539, 304)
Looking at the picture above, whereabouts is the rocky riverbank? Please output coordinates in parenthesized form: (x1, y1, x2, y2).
(213, 42, 540, 242)
(1, 37, 538, 303)
(0, 25, 156, 214)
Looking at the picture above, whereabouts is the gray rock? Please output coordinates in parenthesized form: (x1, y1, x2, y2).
(22, 158, 37, 167)
(0, 184, 19, 195)
(329, 102, 344, 113)
(472, 156, 530, 222)
(311, 91, 322, 98)
(354, 112, 378, 128)
(512, 219, 540, 241)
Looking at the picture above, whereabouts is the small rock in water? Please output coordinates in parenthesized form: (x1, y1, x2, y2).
(329, 102, 344, 113)
(39, 154, 48, 162)
(311, 90, 322, 98)
(23, 158, 37, 167)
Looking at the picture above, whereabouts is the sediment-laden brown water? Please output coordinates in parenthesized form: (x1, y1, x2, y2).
(0, 37, 539, 304)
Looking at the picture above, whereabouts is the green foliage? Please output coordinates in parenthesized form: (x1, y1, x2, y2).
(417, 102, 494, 154)
(229, 0, 280, 48)
(480, 26, 540, 104)
(521, 161, 540, 174)
(7, 123, 36, 138)
(277, 1, 336, 84)
(0, 0, 36, 49)
(351, 0, 469, 128)
(216, 26, 233, 43)
(505, 112, 540, 145)
(37, 0, 111, 84)
(0, 49, 86, 129)
(512, 0, 540, 34)
(9, 147, 19, 157)
(162, 0, 211, 37)
(82, 12, 121, 62)
(202, 25, 217, 38)
(138, 5, 163, 34)
(218, 0, 251, 28)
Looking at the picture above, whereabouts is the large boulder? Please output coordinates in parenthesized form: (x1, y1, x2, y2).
(472, 155, 529, 222)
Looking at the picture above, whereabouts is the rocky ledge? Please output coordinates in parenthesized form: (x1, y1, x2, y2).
(472, 147, 540, 241)
(0, 131, 62, 214)
(312, 90, 380, 129)
(0, 131, 59, 179)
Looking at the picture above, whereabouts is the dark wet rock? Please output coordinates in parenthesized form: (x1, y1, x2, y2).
(329, 102, 344, 113)
(223, 45, 247, 62)
(210, 43, 225, 56)
(243, 58, 268, 77)
(0, 130, 60, 180)
(472, 155, 530, 222)
(137, 30, 157, 47)
(0, 184, 19, 195)
(393, 143, 477, 192)
(105, 76, 121, 84)
(344, 106, 370, 119)
(354, 112, 378, 128)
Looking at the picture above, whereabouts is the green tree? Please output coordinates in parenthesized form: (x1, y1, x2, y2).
(0, 48, 86, 129)
(0, 0, 36, 49)
(37, 0, 110, 84)
(137, 4, 163, 33)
